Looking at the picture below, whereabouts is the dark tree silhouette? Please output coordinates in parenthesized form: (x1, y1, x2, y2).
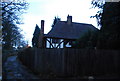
(72, 30, 99, 49)
(2, 1, 28, 50)
(91, 1, 120, 49)
(32, 24, 40, 47)
(91, 0, 105, 27)
(52, 16, 61, 27)
(97, 2, 120, 49)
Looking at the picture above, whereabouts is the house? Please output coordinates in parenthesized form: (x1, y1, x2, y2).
(36, 15, 98, 48)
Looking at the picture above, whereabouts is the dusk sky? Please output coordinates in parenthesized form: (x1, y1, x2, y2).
(19, 0, 99, 46)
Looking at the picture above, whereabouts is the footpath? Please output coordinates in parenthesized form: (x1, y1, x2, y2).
(3, 54, 39, 80)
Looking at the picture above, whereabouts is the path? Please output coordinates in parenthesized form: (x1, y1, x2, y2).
(3, 54, 40, 80)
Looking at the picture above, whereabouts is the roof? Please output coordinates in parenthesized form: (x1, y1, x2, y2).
(45, 21, 98, 39)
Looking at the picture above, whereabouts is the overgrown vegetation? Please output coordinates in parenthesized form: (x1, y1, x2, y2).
(95, 2, 120, 50)
(72, 30, 99, 49)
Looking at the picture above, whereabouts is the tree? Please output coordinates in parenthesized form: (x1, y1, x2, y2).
(32, 24, 40, 47)
(91, 0, 105, 27)
(97, 2, 120, 49)
(91, 1, 120, 49)
(72, 30, 99, 49)
(52, 16, 61, 27)
(2, 1, 28, 50)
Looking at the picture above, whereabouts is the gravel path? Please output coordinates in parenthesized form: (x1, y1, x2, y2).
(3, 55, 40, 80)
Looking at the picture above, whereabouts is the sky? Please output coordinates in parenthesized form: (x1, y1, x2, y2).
(19, 0, 99, 46)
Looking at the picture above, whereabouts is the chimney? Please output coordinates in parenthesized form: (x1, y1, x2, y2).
(41, 20, 44, 34)
(38, 20, 45, 48)
(67, 15, 72, 25)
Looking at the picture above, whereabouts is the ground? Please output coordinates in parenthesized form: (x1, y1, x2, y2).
(2, 54, 39, 80)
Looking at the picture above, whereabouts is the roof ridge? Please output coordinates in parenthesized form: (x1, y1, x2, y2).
(73, 22, 92, 25)
(58, 21, 93, 25)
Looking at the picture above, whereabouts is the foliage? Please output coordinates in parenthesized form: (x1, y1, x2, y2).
(91, 1, 120, 49)
(91, 0, 105, 27)
(2, 1, 29, 50)
(97, 2, 120, 49)
(32, 24, 40, 47)
(72, 30, 99, 49)
(2, 1, 28, 24)
(52, 16, 61, 27)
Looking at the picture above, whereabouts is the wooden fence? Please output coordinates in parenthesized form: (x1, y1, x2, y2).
(18, 48, 120, 77)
